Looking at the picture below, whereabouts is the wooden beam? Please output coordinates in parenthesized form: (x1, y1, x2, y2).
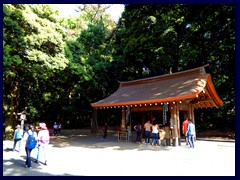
(205, 101, 211, 107)
(131, 106, 162, 112)
(191, 97, 213, 104)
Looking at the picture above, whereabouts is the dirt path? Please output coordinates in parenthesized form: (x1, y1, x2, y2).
(3, 133, 235, 176)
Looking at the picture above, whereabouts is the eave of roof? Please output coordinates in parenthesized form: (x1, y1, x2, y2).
(91, 65, 223, 109)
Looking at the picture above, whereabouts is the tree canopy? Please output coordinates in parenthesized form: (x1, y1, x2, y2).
(3, 4, 235, 139)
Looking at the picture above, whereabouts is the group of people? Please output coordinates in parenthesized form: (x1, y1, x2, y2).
(53, 122, 62, 136)
(13, 122, 50, 169)
(182, 117, 196, 148)
(134, 120, 169, 146)
(11, 117, 195, 169)
(133, 117, 196, 148)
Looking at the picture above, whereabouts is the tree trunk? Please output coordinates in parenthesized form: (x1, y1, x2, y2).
(91, 108, 98, 134)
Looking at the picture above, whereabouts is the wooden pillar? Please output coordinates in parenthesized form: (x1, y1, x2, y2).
(121, 107, 126, 129)
(91, 108, 98, 134)
(126, 106, 131, 131)
(170, 105, 176, 146)
(176, 102, 181, 146)
(188, 103, 193, 120)
(191, 105, 195, 124)
(170, 103, 179, 146)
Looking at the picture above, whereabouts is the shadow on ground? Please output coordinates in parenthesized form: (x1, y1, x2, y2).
(3, 158, 79, 176)
(49, 133, 192, 152)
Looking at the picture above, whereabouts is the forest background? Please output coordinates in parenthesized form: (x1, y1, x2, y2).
(3, 4, 235, 139)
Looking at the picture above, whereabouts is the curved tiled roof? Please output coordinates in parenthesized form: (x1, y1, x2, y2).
(91, 65, 223, 109)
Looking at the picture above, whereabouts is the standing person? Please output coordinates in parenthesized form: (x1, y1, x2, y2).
(159, 127, 166, 146)
(53, 122, 58, 135)
(134, 122, 142, 144)
(182, 117, 189, 145)
(144, 120, 152, 145)
(57, 122, 62, 135)
(13, 124, 23, 152)
(35, 122, 50, 165)
(102, 122, 108, 139)
(186, 119, 196, 148)
(164, 124, 171, 146)
(151, 123, 159, 146)
(23, 124, 37, 169)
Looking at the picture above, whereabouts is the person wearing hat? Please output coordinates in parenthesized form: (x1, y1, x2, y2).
(13, 124, 23, 152)
(35, 122, 50, 165)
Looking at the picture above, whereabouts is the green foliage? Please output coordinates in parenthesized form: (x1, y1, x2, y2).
(5, 125, 14, 140)
(111, 4, 235, 130)
(3, 4, 235, 131)
(30, 4, 59, 23)
(3, 4, 69, 129)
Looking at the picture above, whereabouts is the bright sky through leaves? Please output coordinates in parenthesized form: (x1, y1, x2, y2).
(52, 4, 125, 22)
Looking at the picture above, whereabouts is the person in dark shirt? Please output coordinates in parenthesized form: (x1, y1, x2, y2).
(102, 123, 108, 139)
(134, 123, 142, 144)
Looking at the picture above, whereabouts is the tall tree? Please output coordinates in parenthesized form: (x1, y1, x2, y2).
(110, 4, 235, 129)
(3, 4, 68, 137)
(3, 4, 234, 137)
(48, 5, 117, 127)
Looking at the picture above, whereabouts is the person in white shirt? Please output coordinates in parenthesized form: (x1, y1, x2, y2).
(151, 123, 159, 146)
(35, 122, 50, 165)
(53, 122, 58, 135)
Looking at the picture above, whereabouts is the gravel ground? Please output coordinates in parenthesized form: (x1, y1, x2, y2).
(3, 133, 235, 176)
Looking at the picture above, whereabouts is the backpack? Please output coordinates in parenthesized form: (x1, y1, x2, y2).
(26, 131, 37, 150)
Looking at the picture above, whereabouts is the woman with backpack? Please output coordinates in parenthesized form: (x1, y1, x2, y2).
(13, 125, 23, 152)
(23, 124, 37, 169)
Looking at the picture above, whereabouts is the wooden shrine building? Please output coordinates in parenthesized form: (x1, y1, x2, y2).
(91, 64, 223, 146)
